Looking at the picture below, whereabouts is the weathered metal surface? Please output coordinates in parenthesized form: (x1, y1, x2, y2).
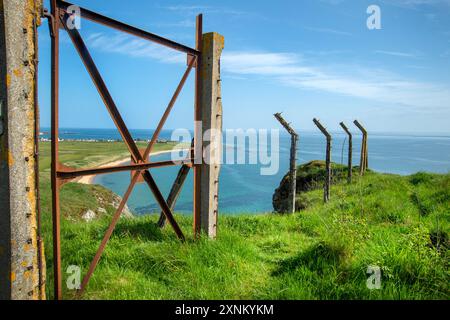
(47, 3, 208, 299)
(193, 14, 203, 238)
(50, 0, 62, 300)
(353, 120, 368, 175)
(274, 113, 298, 214)
(33, 7, 45, 300)
(339, 122, 352, 184)
(57, 0, 199, 56)
(0, 0, 43, 300)
(158, 140, 194, 228)
(313, 118, 331, 203)
(58, 159, 189, 179)
(158, 164, 191, 228)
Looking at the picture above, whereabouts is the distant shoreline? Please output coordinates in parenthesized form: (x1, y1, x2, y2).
(76, 149, 185, 185)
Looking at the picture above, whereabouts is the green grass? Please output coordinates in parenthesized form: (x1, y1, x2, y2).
(39, 142, 449, 300)
(39, 140, 181, 171)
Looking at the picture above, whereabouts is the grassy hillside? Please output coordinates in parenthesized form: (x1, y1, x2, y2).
(39, 142, 449, 300)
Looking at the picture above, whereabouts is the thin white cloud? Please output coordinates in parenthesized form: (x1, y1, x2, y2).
(319, 0, 450, 9)
(85, 32, 450, 113)
(383, 0, 450, 8)
(374, 50, 420, 58)
(161, 4, 250, 18)
(221, 51, 449, 112)
(153, 19, 195, 28)
(164, 5, 209, 12)
(305, 27, 352, 36)
(86, 32, 185, 64)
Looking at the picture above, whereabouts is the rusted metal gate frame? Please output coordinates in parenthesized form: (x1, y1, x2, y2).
(48, 0, 203, 300)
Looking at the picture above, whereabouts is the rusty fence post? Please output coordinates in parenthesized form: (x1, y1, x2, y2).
(353, 120, 368, 175)
(193, 14, 203, 238)
(339, 122, 352, 184)
(313, 118, 332, 203)
(158, 140, 193, 228)
(199, 32, 224, 239)
(274, 113, 298, 214)
(0, 0, 44, 300)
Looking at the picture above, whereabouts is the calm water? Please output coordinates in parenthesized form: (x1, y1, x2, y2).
(42, 128, 450, 214)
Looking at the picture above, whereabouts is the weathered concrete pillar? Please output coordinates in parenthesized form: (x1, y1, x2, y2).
(0, 0, 44, 300)
(200, 32, 224, 238)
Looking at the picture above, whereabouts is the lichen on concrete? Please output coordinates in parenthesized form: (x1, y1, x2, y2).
(0, 0, 43, 300)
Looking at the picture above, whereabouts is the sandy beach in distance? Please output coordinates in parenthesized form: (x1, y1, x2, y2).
(76, 149, 182, 185)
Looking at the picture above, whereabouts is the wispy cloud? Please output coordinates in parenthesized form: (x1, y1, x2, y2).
(374, 50, 421, 58)
(305, 27, 352, 36)
(164, 5, 209, 13)
(86, 32, 185, 64)
(85, 32, 450, 113)
(153, 19, 195, 28)
(161, 4, 251, 19)
(382, 0, 450, 9)
(321, 0, 450, 8)
(319, 0, 346, 5)
(221, 51, 449, 112)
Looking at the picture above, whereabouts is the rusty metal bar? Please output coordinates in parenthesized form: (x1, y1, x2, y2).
(60, 16, 188, 239)
(56, 0, 199, 56)
(57, 159, 190, 179)
(61, 12, 188, 295)
(51, 4, 202, 299)
(193, 14, 203, 237)
(313, 118, 332, 203)
(145, 58, 196, 159)
(158, 164, 191, 228)
(50, 0, 62, 300)
(77, 164, 186, 296)
(33, 13, 45, 299)
(274, 113, 298, 214)
(77, 169, 143, 298)
(159, 139, 194, 227)
(61, 15, 141, 161)
(353, 120, 368, 175)
(339, 122, 352, 183)
(61, 13, 185, 231)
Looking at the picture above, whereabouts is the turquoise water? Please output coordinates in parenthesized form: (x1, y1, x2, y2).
(81, 130, 450, 215)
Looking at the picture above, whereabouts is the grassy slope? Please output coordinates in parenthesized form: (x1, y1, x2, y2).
(39, 142, 449, 300)
(39, 141, 179, 220)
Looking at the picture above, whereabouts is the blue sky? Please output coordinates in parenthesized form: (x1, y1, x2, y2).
(38, 0, 450, 133)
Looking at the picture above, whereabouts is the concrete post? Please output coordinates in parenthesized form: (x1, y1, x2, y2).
(0, 0, 44, 300)
(200, 32, 224, 238)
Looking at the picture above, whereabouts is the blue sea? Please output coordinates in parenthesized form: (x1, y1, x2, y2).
(41, 128, 450, 215)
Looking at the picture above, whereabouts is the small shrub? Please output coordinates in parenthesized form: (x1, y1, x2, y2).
(409, 172, 434, 185)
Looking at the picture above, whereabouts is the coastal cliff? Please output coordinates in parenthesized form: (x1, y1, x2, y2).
(272, 160, 359, 213)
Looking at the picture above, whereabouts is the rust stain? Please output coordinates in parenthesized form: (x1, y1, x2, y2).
(13, 69, 23, 78)
(6, 74, 11, 87)
(24, 243, 32, 252)
(11, 272, 16, 282)
(8, 149, 14, 166)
